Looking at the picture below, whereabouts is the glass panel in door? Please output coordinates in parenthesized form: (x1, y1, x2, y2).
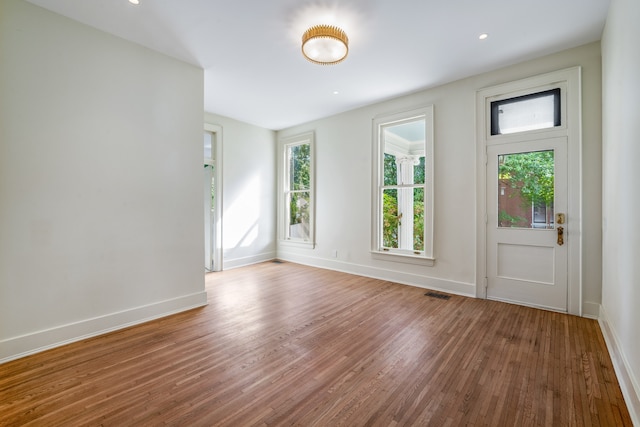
(497, 150, 554, 229)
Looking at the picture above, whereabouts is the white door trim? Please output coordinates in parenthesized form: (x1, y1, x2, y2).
(475, 67, 582, 315)
(205, 123, 224, 271)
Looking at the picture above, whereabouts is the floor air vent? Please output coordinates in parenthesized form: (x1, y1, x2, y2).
(425, 291, 451, 300)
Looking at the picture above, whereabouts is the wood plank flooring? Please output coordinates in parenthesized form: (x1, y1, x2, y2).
(0, 261, 632, 426)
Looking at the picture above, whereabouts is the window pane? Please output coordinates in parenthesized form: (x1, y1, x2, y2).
(204, 131, 213, 161)
(383, 118, 426, 185)
(383, 153, 397, 186)
(288, 191, 310, 240)
(532, 199, 554, 228)
(382, 188, 399, 248)
(382, 187, 425, 251)
(289, 144, 310, 190)
(498, 150, 554, 229)
(414, 156, 425, 185)
(209, 166, 215, 210)
(491, 88, 560, 135)
(384, 119, 425, 145)
(413, 187, 425, 251)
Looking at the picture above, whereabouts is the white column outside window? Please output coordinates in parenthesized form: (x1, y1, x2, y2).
(396, 155, 419, 250)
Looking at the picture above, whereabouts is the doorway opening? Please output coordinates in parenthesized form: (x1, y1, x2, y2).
(204, 124, 223, 272)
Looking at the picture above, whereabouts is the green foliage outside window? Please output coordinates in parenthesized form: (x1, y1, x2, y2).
(289, 143, 311, 227)
(498, 210, 527, 227)
(499, 150, 554, 226)
(499, 151, 554, 205)
(383, 153, 397, 186)
(290, 144, 310, 191)
(383, 189, 399, 248)
(413, 187, 424, 251)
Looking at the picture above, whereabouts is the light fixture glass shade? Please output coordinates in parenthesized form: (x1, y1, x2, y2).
(302, 25, 349, 65)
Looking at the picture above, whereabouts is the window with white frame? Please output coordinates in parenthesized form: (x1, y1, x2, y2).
(372, 106, 434, 262)
(279, 132, 314, 246)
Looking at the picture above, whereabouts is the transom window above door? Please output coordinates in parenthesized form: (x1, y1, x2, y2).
(490, 88, 561, 135)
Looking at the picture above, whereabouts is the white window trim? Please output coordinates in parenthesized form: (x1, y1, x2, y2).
(278, 131, 315, 248)
(371, 105, 435, 266)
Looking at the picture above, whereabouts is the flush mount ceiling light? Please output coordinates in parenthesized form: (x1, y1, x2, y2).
(302, 25, 349, 65)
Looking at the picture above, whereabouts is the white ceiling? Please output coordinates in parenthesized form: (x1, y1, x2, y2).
(25, 0, 610, 130)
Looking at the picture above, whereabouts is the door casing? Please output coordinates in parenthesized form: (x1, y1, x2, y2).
(475, 67, 582, 315)
(205, 123, 224, 272)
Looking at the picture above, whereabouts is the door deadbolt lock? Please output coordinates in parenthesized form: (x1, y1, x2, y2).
(555, 213, 565, 225)
(557, 226, 564, 246)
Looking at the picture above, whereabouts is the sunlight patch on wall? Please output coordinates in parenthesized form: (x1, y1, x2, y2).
(225, 174, 260, 249)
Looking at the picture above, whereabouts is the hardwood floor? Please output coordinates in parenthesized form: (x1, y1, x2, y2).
(0, 262, 632, 426)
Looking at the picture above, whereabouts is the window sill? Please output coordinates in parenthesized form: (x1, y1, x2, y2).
(279, 239, 316, 250)
(371, 250, 435, 267)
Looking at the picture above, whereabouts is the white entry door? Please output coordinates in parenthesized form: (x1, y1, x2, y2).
(486, 137, 568, 311)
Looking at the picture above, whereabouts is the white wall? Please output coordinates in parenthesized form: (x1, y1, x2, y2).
(601, 0, 640, 421)
(277, 43, 603, 307)
(0, 0, 206, 362)
(204, 113, 277, 269)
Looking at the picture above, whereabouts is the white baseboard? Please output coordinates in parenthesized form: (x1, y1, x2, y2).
(276, 251, 475, 297)
(582, 301, 601, 319)
(223, 251, 276, 270)
(0, 291, 208, 364)
(599, 305, 640, 426)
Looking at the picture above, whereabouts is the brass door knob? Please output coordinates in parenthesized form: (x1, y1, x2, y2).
(557, 226, 564, 246)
